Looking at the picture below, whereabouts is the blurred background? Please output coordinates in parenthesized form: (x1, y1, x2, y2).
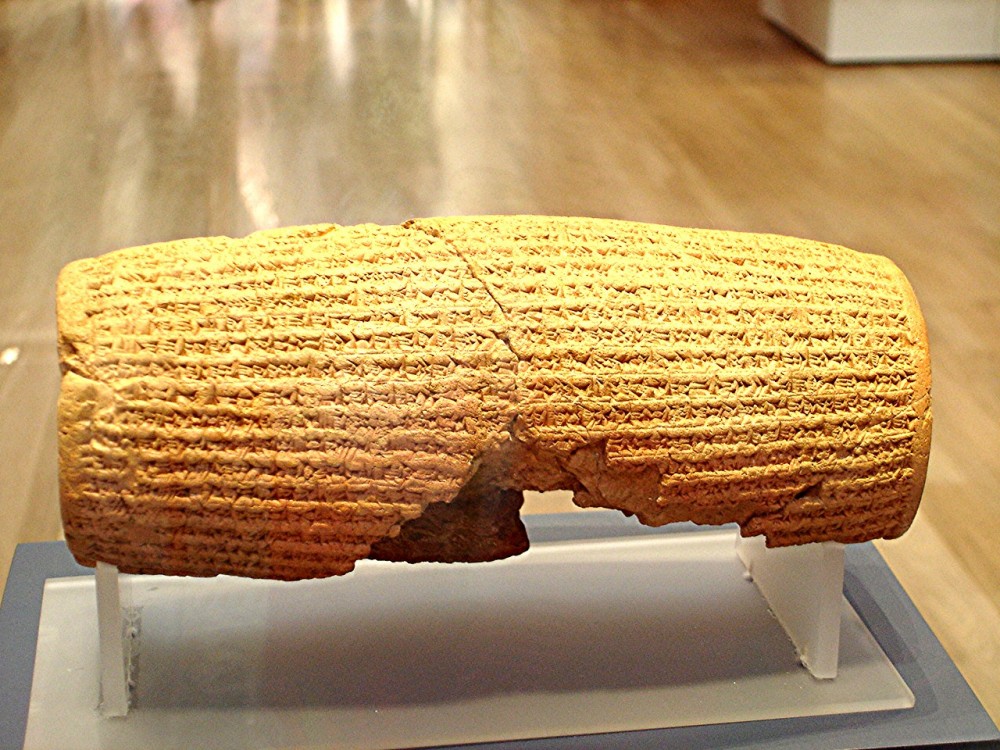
(1, 0, 998, 722)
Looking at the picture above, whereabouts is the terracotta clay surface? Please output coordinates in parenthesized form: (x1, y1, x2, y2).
(57, 216, 931, 579)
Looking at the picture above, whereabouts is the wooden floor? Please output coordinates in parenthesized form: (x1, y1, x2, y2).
(1, 0, 998, 723)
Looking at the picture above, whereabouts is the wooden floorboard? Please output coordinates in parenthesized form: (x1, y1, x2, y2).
(1, 0, 998, 723)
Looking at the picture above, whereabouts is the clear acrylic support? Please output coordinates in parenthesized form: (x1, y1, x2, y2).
(22, 525, 913, 749)
(736, 535, 845, 679)
(95, 563, 134, 717)
(90, 530, 849, 726)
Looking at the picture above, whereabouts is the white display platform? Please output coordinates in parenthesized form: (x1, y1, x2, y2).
(25, 529, 913, 750)
(761, 0, 1000, 63)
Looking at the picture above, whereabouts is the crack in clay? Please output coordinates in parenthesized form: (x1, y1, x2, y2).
(409, 221, 541, 471)
(372, 222, 532, 557)
(407, 223, 656, 518)
(410, 222, 520, 361)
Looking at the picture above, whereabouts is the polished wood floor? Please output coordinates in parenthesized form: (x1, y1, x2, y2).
(1, 0, 998, 723)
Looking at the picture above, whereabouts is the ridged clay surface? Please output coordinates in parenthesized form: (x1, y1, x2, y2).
(57, 217, 932, 579)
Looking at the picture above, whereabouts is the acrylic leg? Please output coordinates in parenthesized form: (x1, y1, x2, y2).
(736, 535, 845, 679)
(95, 562, 132, 717)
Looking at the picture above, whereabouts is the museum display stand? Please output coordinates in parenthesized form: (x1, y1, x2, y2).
(2, 512, 999, 749)
(93, 530, 849, 719)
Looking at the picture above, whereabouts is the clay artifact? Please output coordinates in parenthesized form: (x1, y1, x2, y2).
(57, 216, 932, 580)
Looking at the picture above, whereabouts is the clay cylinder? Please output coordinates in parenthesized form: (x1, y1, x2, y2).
(57, 216, 931, 579)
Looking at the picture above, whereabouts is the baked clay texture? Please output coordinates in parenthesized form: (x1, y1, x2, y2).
(57, 217, 931, 579)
